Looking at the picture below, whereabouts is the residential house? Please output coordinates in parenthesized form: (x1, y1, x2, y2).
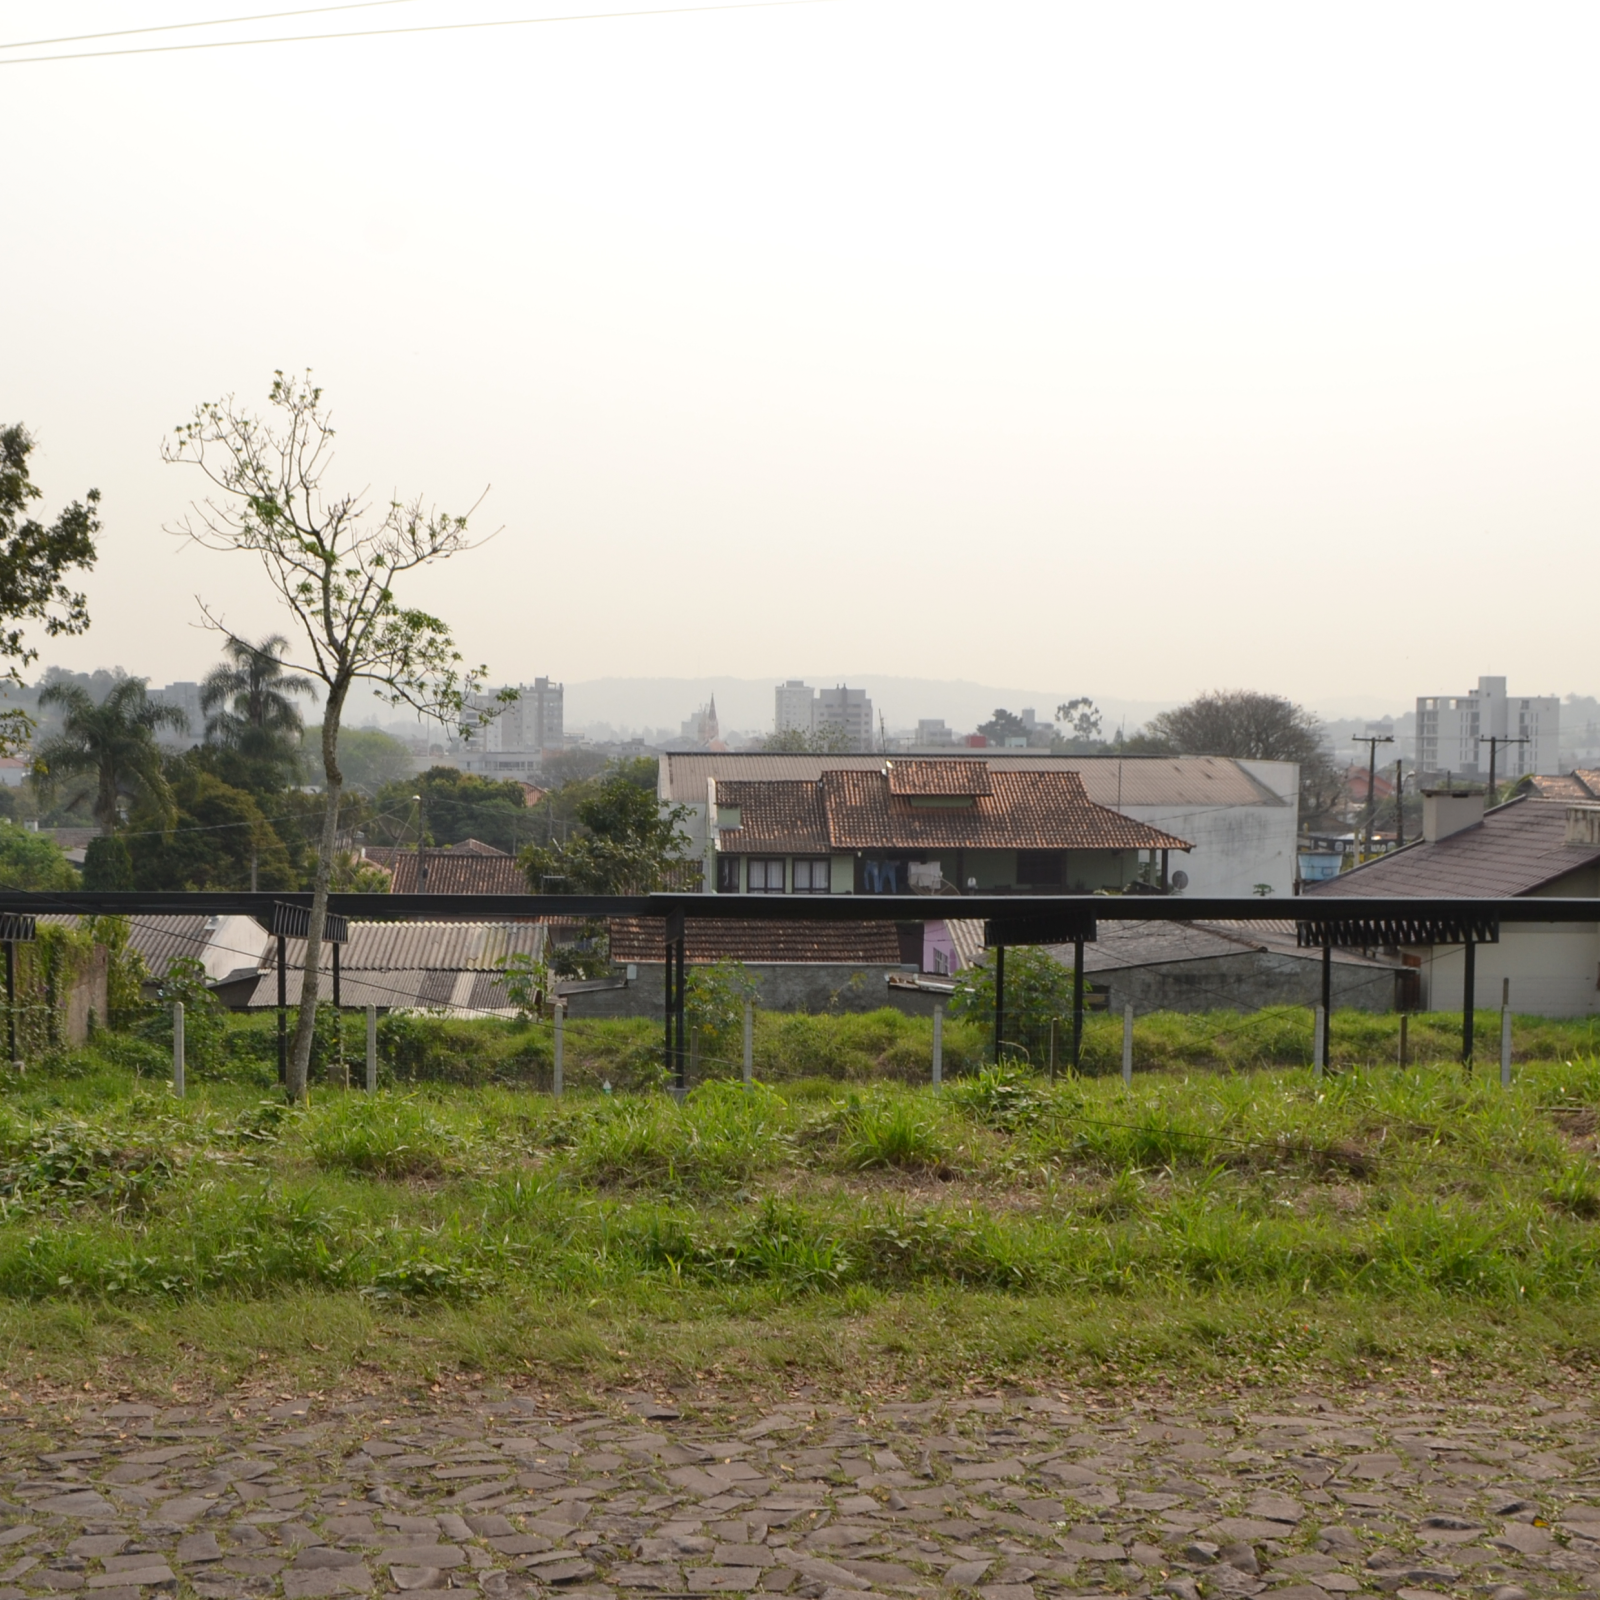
(1304, 792, 1600, 1017)
(659, 751, 1294, 895)
(708, 759, 1190, 897)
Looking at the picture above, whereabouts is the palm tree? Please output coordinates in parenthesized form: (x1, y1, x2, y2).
(200, 634, 317, 777)
(35, 677, 189, 834)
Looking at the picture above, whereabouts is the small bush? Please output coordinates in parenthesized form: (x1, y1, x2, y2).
(830, 1093, 952, 1171)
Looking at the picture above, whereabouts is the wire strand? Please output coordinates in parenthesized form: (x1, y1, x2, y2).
(0, 0, 834, 67)
(0, 0, 416, 52)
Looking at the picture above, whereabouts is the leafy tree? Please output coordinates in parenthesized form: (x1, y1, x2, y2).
(82, 834, 133, 890)
(978, 708, 1028, 744)
(1054, 696, 1104, 750)
(520, 768, 691, 893)
(951, 945, 1077, 1031)
(166, 371, 497, 1101)
(372, 766, 528, 853)
(1142, 689, 1341, 829)
(762, 726, 853, 753)
(33, 676, 188, 833)
(126, 763, 296, 891)
(330, 849, 393, 892)
(200, 632, 316, 789)
(303, 724, 413, 796)
(0, 820, 78, 889)
(0, 425, 100, 752)
(686, 961, 759, 1058)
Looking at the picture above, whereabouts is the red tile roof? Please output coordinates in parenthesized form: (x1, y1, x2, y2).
(823, 767, 1191, 852)
(714, 780, 830, 852)
(886, 760, 992, 797)
(1521, 770, 1600, 801)
(609, 917, 903, 965)
(712, 766, 1189, 855)
(363, 846, 528, 895)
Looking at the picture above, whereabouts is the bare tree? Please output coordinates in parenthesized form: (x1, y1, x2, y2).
(1143, 689, 1341, 830)
(165, 371, 499, 1100)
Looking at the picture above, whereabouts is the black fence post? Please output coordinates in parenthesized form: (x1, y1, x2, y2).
(4, 939, 13, 1066)
(1072, 934, 1084, 1071)
(993, 944, 1006, 1065)
(1321, 942, 1332, 1068)
(277, 933, 287, 1085)
(1462, 935, 1476, 1069)
(675, 933, 687, 1092)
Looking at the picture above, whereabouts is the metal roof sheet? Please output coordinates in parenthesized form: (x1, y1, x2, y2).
(258, 919, 544, 974)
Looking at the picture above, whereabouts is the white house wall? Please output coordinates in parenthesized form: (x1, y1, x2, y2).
(1417, 924, 1600, 1018)
(1122, 801, 1299, 897)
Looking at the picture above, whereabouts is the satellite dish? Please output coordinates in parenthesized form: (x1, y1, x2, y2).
(1170, 869, 1189, 892)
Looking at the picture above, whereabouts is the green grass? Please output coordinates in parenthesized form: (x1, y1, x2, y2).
(6, 1021, 1600, 1399)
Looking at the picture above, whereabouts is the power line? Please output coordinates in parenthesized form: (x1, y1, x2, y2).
(0, 0, 833, 67)
(0, 0, 416, 53)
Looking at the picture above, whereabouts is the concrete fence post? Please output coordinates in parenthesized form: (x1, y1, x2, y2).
(365, 1005, 377, 1093)
(172, 1002, 184, 1098)
(1122, 1004, 1133, 1087)
(1501, 978, 1513, 1088)
(553, 1003, 565, 1097)
(743, 1001, 753, 1090)
(1313, 1005, 1326, 1081)
(932, 1003, 943, 1088)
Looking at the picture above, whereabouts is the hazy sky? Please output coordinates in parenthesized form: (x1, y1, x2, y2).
(4, 0, 1596, 720)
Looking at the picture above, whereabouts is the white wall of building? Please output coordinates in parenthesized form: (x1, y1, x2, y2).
(1416, 923, 1600, 1018)
(1417, 675, 1559, 780)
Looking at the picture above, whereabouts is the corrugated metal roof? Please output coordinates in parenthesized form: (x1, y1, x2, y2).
(664, 752, 1288, 808)
(609, 917, 903, 965)
(258, 920, 544, 974)
(1304, 798, 1600, 901)
(243, 966, 523, 1014)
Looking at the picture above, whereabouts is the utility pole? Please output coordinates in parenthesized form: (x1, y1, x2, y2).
(412, 793, 429, 893)
(1477, 734, 1527, 806)
(1353, 735, 1393, 858)
(1394, 758, 1405, 849)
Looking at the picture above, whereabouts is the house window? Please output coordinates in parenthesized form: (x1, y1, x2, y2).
(717, 855, 740, 893)
(792, 858, 831, 893)
(747, 858, 786, 893)
(1017, 850, 1064, 886)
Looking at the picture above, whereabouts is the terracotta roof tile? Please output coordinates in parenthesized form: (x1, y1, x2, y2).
(820, 767, 1191, 852)
(363, 847, 528, 895)
(609, 917, 903, 965)
(885, 760, 992, 796)
(713, 780, 830, 853)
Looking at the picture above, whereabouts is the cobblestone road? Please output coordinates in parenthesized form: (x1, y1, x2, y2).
(3, 1384, 1598, 1600)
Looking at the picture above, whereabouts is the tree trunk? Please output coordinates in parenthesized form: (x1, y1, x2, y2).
(287, 680, 348, 1101)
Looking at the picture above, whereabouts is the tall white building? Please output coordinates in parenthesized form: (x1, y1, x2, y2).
(462, 677, 564, 774)
(147, 681, 203, 745)
(772, 680, 876, 751)
(816, 685, 873, 751)
(774, 680, 815, 736)
(1416, 675, 1558, 784)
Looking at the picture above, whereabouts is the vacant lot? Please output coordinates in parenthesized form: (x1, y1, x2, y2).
(4, 1015, 1600, 1403)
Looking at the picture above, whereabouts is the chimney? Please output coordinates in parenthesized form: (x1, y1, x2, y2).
(1566, 805, 1600, 848)
(1422, 788, 1485, 843)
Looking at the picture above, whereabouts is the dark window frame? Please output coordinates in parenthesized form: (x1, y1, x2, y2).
(747, 858, 786, 893)
(792, 857, 831, 894)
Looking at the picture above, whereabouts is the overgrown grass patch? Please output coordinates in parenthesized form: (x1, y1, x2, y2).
(1, 1028, 1600, 1394)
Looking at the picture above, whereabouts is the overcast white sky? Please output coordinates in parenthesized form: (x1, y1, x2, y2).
(3, 0, 1596, 721)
